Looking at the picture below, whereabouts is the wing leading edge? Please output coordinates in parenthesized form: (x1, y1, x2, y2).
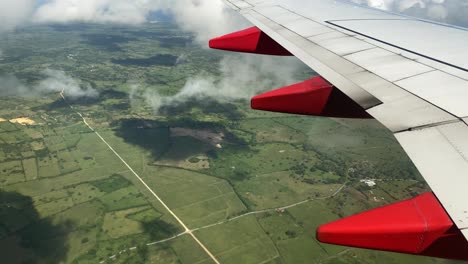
(211, 0, 468, 260)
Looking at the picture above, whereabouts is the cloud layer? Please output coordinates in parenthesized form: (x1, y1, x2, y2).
(2, 1, 468, 31)
(0, 0, 35, 32)
(33, 0, 249, 45)
(2, 0, 468, 112)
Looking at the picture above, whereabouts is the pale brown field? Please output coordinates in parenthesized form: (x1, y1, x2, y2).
(10, 117, 36, 126)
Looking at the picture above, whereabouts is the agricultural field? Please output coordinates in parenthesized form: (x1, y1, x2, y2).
(0, 23, 462, 264)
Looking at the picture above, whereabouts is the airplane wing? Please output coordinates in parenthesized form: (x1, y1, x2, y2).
(209, 0, 468, 261)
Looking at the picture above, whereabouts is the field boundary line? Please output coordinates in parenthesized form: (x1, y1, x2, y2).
(60, 91, 221, 264)
(101, 183, 347, 262)
(191, 183, 347, 233)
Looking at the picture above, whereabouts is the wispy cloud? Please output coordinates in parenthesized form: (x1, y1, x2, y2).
(0, 70, 98, 99)
(38, 69, 99, 98)
(168, 0, 249, 45)
(0, 74, 32, 97)
(130, 54, 304, 112)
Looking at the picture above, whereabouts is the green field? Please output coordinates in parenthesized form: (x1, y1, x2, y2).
(0, 23, 462, 264)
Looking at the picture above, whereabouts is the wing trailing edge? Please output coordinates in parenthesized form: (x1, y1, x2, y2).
(251, 76, 371, 118)
(209, 26, 292, 56)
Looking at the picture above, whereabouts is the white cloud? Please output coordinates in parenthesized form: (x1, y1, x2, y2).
(37, 69, 99, 98)
(0, 0, 35, 32)
(32, 0, 248, 44)
(131, 54, 304, 112)
(169, 0, 249, 45)
(1, 0, 468, 31)
(352, 0, 426, 10)
(426, 3, 449, 20)
(0, 70, 98, 99)
(34, 0, 168, 24)
(353, 0, 468, 26)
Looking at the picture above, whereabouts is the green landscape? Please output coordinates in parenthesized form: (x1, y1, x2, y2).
(0, 22, 461, 264)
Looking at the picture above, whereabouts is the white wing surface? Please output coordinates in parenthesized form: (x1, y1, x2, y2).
(217, 0, 468, 248)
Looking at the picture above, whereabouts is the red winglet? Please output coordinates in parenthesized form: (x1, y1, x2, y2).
(251, 76, 371, 118)
(209, 26, 292, 56)
(317, 192, 468, 261)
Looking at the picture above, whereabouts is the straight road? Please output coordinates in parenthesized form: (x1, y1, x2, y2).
(60, 91, 221, 264)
